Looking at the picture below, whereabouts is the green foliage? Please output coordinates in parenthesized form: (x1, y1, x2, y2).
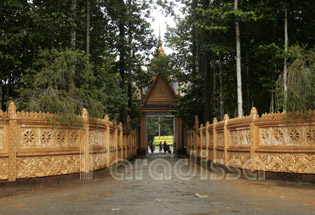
(17, 48, 85, 114)
(164, 0, 315, 126)
(17, 47, 127, 123)
(147, 117, 174, 144)
(0, 0, 156, 128)
(148, 54, 174, 82)
(276, 45, 315, 113)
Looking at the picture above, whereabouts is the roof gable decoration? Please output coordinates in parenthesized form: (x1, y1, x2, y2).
(143, 75, 177, 105)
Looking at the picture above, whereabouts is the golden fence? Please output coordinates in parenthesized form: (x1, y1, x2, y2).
(0, 102, 137, 181)
(186, 108, 315, 174)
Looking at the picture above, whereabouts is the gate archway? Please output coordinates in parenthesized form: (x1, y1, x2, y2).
(139, 74, 183, 155)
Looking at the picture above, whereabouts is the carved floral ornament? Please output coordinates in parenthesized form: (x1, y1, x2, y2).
(41, 130, 52, 145)
(56, 130, 66, 145)
(20, 128, 81, 148)
(307, 129, 315, 142)
(229, 129, 251, 146)
(217, 133, 224, 146)
(259, 126, 315, 146)
(69, 130, 79, 146)
(22, 129, 36, 147)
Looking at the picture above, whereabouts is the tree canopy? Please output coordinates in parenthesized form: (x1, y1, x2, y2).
(163, 0, 315, 127)
(1, 0, 315, 129)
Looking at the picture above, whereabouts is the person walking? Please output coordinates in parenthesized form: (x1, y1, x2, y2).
(173, 142, 176, 153)
(163, 141, 167, 153)
(150, 142, 155, 153)
(159, 141, 162, 152)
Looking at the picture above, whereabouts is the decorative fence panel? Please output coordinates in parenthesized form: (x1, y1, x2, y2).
(186, 107, 315, 174)
(0, 102, 137, 182)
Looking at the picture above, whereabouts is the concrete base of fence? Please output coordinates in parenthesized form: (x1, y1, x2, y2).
(196, 158, 315, 183)
(0, 156, 138, 196)
(0, 167, 111, 190)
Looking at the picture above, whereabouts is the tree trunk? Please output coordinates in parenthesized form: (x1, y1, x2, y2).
(70, 0, 76, 50)
(204, 51, 211, 123)
(191, 0, 198, 75)
(203, 0, 211, 123)
(212, 53, 216, 113)
(283, 7, 288, 112)
(270, 88, 275, 113)
(235, 0, 243, 117)
(127, 0, 132, 114)
(86, 0, 90, 64)
(219, 52, 224, 121)
(118, 0, 126, 123)
(196, 29, 203, 77)
(6, 72, 11, 101)
(0, 82, 2, 110)
(246, 51, 250, 113)
(68, 0, 76, 94)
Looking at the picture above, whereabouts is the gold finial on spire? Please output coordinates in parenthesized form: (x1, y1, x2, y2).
(158, 24, 162, 48)
(157, 24, 165, 55)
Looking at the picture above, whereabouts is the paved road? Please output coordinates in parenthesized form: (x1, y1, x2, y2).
(0, 154, 314, 215)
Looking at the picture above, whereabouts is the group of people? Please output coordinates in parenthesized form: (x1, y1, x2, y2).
(159, 141, 176, 154)
(149, 141, 176, 154)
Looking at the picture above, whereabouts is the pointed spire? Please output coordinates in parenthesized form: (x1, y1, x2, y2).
(158, 24, 162, 48)
(156, 24, 165, 55)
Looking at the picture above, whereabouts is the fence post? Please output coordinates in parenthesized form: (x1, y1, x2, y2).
(81, 108, 89, 173)
(134, 130, 136, 157)
(119, 123, 124, 160)
(200, 124, 204, 158)
(196, 128, 200, 158)
(186, 131, 189, 155)
(131, 131, 133, 158)
(191, 131, 194, 155)
(128, 132, 130, 159)
(250, 107, 259, 171)
(189, 131, 191, 155)
(127, 132, 129, 160)
(104, 115, 110, 168)
(206, 122, 210, 161)
(213, 118, 218, 163)
(194, 116, 199, 156)
(131, 131, 134, 158)
(224, 114, 229, 166)
(114, 124, 118, 164)
(8, 102, 17, 181)
(119, 123, 123, 161)
(125, 133, 128, 159)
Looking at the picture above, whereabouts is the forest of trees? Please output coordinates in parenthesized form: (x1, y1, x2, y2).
(1, 0, 315, 129)
(0, 0, 156, 126)
(164, 0, 315, 127)
(147, 117, 174, 145)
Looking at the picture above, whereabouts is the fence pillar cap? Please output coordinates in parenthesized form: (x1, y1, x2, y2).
(104, 114, 109, 123)
(118, 122, 123, 130)
(224, 114, 229, 121)
(213, 118, 218, 124)
(82, 108, 88, 120)
(8, 102, 16, 116)
(194, 115, 199, 129)
(250, 107, 259, 119)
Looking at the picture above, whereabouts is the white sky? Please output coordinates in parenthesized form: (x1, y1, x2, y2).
(150, 3, 182, 55)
